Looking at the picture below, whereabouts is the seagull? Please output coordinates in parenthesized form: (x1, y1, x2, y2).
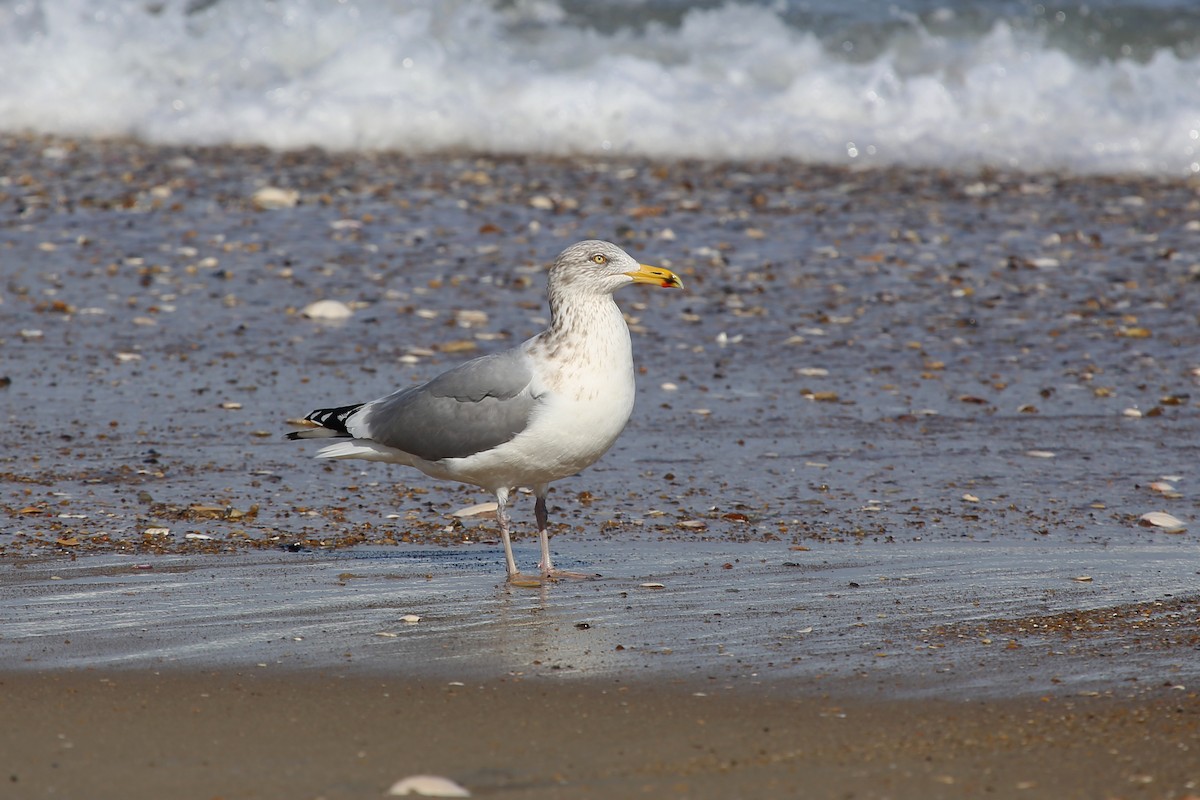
(287, 240, 683, 585)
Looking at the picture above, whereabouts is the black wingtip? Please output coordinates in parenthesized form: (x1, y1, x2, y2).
(306, 402, 364, 434)
(285, 402, 365, 440)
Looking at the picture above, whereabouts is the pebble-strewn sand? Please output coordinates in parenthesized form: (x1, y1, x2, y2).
(2, 134, 1198, 798)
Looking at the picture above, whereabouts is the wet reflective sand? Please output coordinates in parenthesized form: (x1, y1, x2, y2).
(3, 540, 1197, 699)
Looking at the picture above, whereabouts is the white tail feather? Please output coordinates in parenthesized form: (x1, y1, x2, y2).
(314, 438, 411, 463)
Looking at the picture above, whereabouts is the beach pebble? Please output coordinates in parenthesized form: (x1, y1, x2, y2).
(454, 309, 489, 327)
(251, 186, 299, 209)
(302, 299, 354, 320)
(387, 775, 471, 797)
(1138, 512, 1186, 533)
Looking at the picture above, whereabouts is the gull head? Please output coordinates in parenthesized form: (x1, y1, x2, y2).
(549, 240, 684, 297)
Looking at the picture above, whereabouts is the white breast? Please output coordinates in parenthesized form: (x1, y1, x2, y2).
(442, 301, 637, 492)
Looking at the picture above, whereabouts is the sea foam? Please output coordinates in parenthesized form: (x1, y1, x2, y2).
(1, 0, 1198, 175)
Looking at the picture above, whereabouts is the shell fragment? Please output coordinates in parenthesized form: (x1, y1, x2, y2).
(1138, 512, 1186, 533)
(387, 775, 471, 797)
(301, 299, 353, 321)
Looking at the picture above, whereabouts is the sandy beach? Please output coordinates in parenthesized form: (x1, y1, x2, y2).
(2, 133, 1199, 797)
(3, 669, 1198, 799)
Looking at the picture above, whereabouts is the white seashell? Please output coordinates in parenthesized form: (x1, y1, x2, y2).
(143, 527, 171, 536)
(185, 533, 215, 540)
(639, 582, 665, 589)
(450, 502, 497, 518)
(1025, 450, 1055, 458)
(387, 775, 471, 797)
(1138, 512, 1186, 533)
(401, 614, 421, 624)
(1123, 408, 1143, 418)
(963, 181, 997, 197)
(453, 309, 489, 327)
(251, 186, 299, 209)
(302, 299, 353, 321)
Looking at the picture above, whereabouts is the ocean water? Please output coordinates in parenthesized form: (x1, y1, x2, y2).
(1, 0, 1198, 175)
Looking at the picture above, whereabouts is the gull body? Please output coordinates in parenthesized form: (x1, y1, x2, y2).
(288, 240, 683, 585)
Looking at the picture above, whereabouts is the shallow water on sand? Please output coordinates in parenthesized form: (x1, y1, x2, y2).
(3, 539, 1197, 698)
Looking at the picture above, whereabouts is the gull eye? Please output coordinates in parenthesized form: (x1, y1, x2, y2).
(591, 254, 607, 265)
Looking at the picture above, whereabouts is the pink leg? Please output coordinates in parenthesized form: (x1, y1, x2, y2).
(535, 491, 592, 580)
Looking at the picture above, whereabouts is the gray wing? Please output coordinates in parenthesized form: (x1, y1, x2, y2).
(357, 350, 537, 461)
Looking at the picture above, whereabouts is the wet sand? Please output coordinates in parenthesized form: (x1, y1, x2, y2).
(3, 669, 1198, 799)
(2, 133, 1200, 797)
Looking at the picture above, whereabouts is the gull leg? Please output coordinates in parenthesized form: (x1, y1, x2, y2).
(496, 487, 519, 579)
(535, 488, 593, 580)
(535, 492, 552, 572)
(497, 487, 541, 587)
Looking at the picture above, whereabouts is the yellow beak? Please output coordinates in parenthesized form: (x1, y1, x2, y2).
(625, 263, 684, 290)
